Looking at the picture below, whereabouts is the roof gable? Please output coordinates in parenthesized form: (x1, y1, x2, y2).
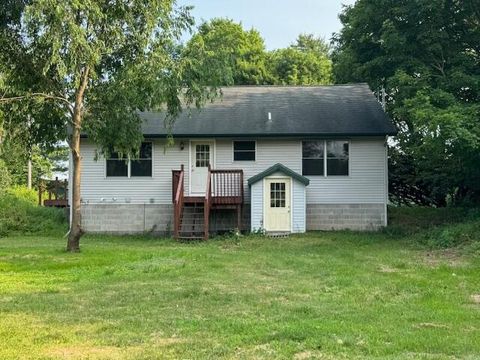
(248, 163, 310, 186)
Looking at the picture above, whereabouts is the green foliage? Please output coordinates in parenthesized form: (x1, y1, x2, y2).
(0, 159, 11, 192)
(1, 0, 219, 159)
(186, 20, 333, 86)
(333, 0, 480, 206)
(185, 18, 270, 86)
(6, 185, 38, 205)
(0, 187, 67, 236)
(268, 35, 333, 85)
(386, 206, 480, 249)
(1, 221, 480, 358)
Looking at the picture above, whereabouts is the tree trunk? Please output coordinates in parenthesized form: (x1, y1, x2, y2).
(27, 158, 32, 189)
(66, 67, 89, 252)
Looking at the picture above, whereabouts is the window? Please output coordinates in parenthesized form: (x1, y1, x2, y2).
(131, 142, 152, 177)
(195, 144, 210, 167)
(327, 141, 349, 176)
(233, 141, 255, 161)
(106, 152, 128, 177)
(270, 182, 286, 208)
(302, 140, 349, 176)
(106, 142, 153, 178)
(302, 141, 324, 175)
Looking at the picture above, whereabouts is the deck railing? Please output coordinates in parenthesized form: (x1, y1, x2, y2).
(172, 165, 184, 238)
(210, 169, 244, 205)
(204, 166, 213, 240)
(38, 177, 69, 207)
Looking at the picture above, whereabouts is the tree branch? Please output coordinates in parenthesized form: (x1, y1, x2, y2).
(0, 92, 73, 114)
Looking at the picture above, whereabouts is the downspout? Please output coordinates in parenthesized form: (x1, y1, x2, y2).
(384, 135, 388, 226)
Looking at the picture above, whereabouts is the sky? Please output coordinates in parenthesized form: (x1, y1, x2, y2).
(178, 0, 356, 50)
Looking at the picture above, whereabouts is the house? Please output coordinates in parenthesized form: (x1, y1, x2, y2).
(72, 84, 397, 239)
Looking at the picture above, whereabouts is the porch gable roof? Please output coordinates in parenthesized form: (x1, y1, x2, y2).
(248, 163, 310, 186)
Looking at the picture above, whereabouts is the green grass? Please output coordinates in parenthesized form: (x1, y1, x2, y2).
(0, 209, 479, 359)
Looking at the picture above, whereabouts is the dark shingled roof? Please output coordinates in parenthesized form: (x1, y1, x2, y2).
(139, 84, 397, 138)
(248, 163, 310, 186)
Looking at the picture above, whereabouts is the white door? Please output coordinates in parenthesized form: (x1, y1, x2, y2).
(264, 178, 291, 232)
(190, 141, 214, 194)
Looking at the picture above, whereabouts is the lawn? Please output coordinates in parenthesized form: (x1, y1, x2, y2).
(1, 228, 479, 359)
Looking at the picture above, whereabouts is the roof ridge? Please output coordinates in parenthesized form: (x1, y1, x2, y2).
(219, 83, 369, 89)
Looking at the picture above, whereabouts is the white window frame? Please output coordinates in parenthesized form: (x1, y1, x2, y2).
(105, 141, 154, 179)
(301, 140, 350, 177)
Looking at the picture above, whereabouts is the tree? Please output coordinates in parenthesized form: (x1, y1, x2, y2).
(1, 0, 218, 251)
(268, 34, 333, 85)
(333, 0, 480, 206)
(186, 18, 270, 85)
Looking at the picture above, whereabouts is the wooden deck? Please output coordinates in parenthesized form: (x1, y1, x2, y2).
(39, 177, 69, 208)
(172, 166, 244, 240)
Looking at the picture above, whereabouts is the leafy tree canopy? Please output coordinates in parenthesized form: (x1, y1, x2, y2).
(185, 18, 270, 85)
(0, 0, 220, 250)
(333, 0, 480, 206)
(268, 34, 333, 85)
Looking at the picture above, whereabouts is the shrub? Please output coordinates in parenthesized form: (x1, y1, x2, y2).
(0, 159, 11, 193)
(0, 187, 67, 236)
(414, 218, 480, 249)
(6, 185, 37, 205)
(387, 206, 480, 250)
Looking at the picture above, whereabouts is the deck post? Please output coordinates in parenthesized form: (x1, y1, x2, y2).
(237, 205, 242, 232)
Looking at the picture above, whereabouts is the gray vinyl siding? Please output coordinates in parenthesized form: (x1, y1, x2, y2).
(249, 175, 306, 233)
(216, 139, 301, 204)
(250, 181, 263, 231)
(79, 139, 188, 204)
(292, 179, 306, 233)
(216, 138, 386, 205)
(306, 139, 387, 204)
(79, 137, 387, 206)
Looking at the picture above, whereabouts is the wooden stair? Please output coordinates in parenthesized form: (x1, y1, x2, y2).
(178, 202, 205, 240)
(172, 165, 244, 240)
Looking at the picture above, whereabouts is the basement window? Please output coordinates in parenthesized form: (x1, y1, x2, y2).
(233, 141, 256, 161)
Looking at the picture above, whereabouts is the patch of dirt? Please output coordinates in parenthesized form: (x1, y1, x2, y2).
(378, 265, 399, 273)
(414, 322, 450, 329)
(46, 344, 139, 359)
(423, 249, 468, 268)
(150, 335, 185, 346)
(294, 350, 333, 360)
(471, 294, 480, 304)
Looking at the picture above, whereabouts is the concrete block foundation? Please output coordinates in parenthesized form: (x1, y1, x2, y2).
(306, 204, 386, 231)
(80, 203, 385, 235)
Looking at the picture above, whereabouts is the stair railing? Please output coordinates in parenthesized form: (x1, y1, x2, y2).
(172, 165, 184, 238)
(204, 165, 212, 240)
